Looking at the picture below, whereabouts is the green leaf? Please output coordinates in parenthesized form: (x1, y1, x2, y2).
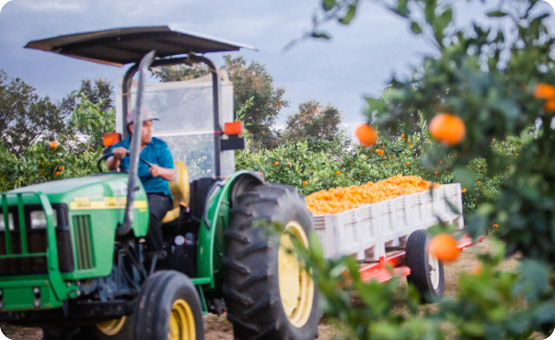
(322, 0, 336, 11)
(410, 22, 422, 34)
(453, 166, 475, 188)
(487, 11, 507, 17)
(365, 97, 385, 114)
(311, 31, 331, 40)
(424, 0, 437, 23)
(339, 4, 357, 25)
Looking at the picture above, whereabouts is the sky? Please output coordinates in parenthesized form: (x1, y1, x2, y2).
(0, 0, 554, 131)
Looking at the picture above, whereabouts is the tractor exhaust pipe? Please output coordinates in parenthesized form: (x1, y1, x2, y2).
(117, 50, 156, 237)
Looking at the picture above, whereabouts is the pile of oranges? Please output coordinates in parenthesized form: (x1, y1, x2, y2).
(306, 174, 439, 215)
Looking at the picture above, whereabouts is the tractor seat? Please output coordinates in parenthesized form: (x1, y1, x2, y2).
(162, 161, 190, 224)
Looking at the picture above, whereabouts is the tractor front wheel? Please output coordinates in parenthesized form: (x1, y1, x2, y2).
(223, 183, 321, 340)
(133, 270, 204, 340)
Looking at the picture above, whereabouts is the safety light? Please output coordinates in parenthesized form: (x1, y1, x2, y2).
(103, 132, 121, 147)
(224, 121, 242, 135)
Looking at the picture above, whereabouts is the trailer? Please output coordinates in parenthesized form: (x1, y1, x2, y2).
(313, 183, 475, 301)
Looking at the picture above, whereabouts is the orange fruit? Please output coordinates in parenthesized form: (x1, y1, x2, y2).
(54, 171, 60, 176)
(355, 124, 378, 147)
(471, 264, 483, 275)
(50, 141, 59, 149)
(544, 99, 555, 113)
(429, 113, 466, 146)
(428, 233, 460, 262)
(273, 161, 279, 166)
(58, 167, 65, 171)
(336, 171, 341, 175)
(533, 83, 555, 99)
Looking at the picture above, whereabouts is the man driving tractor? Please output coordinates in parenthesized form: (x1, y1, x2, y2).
(107, 108, 176, 254)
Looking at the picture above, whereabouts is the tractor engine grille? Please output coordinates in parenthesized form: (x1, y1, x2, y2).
(72, 215, 95, 270)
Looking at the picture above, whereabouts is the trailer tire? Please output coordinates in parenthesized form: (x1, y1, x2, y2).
(132, 270, 204, 340)
(405, 229, 444, 303)
(223, 183, 321, 340)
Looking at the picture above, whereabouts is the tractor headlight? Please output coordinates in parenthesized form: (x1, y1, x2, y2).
(30, 210, 58, 229)
(0, 212, 14, 232)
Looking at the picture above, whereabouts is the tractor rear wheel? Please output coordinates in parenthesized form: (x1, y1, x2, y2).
(223, 183, 321, 340)
(405, 229, 445, 303)
(133, 270, 204, 340)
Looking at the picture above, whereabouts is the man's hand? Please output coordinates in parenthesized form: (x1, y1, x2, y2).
(149, 164, 175, 181)
(149, 164, 162, 177)
(107, 147, 128, 171)
(112, 147, 129, 160)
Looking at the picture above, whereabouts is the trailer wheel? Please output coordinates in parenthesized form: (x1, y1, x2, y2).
(223, 183, 321, 340)
(133, 270, 204, 340)
(405, 229, 445, 303)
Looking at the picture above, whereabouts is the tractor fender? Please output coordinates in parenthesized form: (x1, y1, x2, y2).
(196, 171, 265, 290)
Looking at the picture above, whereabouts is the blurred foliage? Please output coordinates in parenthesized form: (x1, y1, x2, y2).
(0, 95, 112, 191)
(282, 100, 346, 144)
(279, 0, 555, 338)
(0, 70, 65, 156)
(59, 78, 114, 117)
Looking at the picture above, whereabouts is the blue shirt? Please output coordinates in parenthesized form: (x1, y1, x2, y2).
(111, 136, 174, 196)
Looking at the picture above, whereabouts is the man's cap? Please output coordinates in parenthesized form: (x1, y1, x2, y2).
(127, 108, 159, 124)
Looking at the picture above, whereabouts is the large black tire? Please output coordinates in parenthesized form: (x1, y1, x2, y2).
(133, 270, 204, 340)
(405, 229, 445, 303)
(222, 183, 321, 340)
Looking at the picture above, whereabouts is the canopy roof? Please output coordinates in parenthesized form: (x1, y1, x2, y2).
(25, 26, 255, 66)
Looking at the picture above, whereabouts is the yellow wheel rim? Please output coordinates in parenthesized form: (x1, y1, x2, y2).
(168, 298, 196, 340)
(278, 221, 315, 328)
(96, 316, 126, 336)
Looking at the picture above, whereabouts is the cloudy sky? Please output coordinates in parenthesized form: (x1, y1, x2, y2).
(1, 0, 554, 130)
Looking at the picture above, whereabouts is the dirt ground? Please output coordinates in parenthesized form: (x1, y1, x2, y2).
(0, 238, 529, 340)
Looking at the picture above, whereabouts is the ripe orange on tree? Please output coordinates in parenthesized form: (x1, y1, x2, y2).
(355, 123, 378, 147)
(429, 113, 466, 145)
(428, 233, 460, 262)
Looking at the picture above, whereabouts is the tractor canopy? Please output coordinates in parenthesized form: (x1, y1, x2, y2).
(25, 26, 255, 66)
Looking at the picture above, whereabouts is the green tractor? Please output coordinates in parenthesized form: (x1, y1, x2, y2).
(0, 26, 321, 340)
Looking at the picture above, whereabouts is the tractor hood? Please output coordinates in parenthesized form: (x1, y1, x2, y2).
(7, 174, 147, 215)
(10, 174, 129, 197)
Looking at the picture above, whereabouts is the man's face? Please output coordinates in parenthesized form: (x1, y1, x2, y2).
(129, 120, 154, 145)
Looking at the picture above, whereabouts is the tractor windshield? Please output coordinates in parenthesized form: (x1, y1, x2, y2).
(116, 74, 235, 180)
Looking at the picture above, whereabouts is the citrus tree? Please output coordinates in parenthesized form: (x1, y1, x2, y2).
(0, 94, 113, 191)
(276, 0, 555, 338)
